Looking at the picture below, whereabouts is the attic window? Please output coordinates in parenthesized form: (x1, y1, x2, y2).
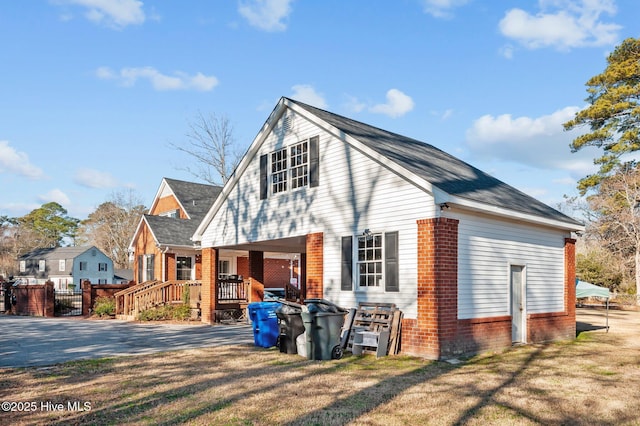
(260, 136, 319, 199)
(160, 209, 180, 218)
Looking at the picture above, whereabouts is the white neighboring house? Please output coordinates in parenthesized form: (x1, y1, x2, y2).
(192, 97, 585, 359)
(17, 246, 115, 290)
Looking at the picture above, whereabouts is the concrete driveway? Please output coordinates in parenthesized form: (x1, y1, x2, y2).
(0, 316, 254, 368)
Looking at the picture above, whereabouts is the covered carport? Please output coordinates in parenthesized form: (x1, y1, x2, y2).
(200, 233, 323, 324)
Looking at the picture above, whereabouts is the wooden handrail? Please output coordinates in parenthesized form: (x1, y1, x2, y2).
(115, 280, 201, 318)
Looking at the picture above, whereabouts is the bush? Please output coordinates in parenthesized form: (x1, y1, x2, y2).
(137, 303, 191, 321)
(93, 297, 116, 317)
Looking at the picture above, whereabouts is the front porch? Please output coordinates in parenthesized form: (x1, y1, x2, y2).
(114, 278, 301, 322)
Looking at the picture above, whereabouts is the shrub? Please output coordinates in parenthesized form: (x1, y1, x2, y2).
(137, 303, 191, 321)
(93, 297, 116, 317)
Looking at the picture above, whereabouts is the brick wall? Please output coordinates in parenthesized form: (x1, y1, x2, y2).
(402, 218, 459, 359)
(201, 247, 218, 323)
(81, 280, 134, 316)
(264, 258, 298, 288)
(195, 254, 202, 280)
(165, 253, 176, 281)
(305, 233, 323, 299)
(237, 257, 249, 279)
(12, 282, 55, 317)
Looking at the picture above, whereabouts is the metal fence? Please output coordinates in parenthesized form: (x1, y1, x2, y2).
(54, 289, 83, 316)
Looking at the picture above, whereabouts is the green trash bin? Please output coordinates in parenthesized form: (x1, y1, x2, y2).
(301, 299, 347, 360)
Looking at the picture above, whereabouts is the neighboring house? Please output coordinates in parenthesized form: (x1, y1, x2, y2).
(17, 246, 115, 290)
(114, 269, 134, 284)
(192, 97, 585, 359)
(129, 178, 222, 283)
(129, 177, 301, 288)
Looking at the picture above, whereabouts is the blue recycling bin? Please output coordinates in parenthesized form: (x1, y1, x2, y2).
(247, 301, 281, 348)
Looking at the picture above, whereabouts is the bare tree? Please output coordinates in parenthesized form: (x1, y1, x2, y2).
(78, 190, 146, 269)
(171, 111, 242, 186)
(584, 162, 640, 293)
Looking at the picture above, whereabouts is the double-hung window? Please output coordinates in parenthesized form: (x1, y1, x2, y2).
(357, 233, 383, 288)
(271, 148, 288, 194)
(341, 231, 399, 292)
(290, 141, 308, 189)
(260, 136, 319, 199)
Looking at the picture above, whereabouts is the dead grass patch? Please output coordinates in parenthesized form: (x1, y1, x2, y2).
(1, 309, 639, 425)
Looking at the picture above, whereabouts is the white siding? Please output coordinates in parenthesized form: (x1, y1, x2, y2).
(452, 210, 567, 319)
(201, 108, 436, 318)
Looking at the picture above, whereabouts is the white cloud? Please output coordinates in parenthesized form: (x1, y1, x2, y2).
(38, 189, 71, 206)
(290, 85, 327, 109)
(96, 66, 219, 91)
(422, 0, 470, 18)
(499, 0, 621, 51)
(369, 89, 415, 118)
(53, 0, 146, 29)
(238, 0, 294, 32)
(74, 168, 119, 189)
(0, 140, 44, 179)
(465, 106, 597, 176)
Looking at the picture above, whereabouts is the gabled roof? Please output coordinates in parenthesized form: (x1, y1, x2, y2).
(132, 178, 222, 249)
(162, 178, 222, 222)
(142, 214, 200, 247)
(19, 246, 101, 261)
(194, 97, 583, 238)
(287, 98, 583, 228)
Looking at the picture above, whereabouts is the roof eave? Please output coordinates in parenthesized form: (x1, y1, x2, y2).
(442, 195, 585, 232)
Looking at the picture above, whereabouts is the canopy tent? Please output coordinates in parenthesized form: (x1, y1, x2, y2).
(576, 280, 611, 331)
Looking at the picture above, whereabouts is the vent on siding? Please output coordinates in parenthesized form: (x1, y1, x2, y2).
(278, 114, 292, 136)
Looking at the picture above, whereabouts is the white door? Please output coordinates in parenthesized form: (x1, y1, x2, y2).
(511, 265, 525, 343)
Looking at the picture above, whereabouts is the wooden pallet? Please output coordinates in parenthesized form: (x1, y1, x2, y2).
(342, 302, 403, 356)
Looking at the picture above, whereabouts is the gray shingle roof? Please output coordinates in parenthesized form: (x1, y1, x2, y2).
(163, 178, 222, 222)
(288, 98, 583, 227)
(146, 178, 222, 247)
(19, 246, 95, 261)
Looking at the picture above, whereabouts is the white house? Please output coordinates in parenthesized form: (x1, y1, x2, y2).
(192, 97, 584, 359)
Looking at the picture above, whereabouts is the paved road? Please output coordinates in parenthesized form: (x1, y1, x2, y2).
(0, 316, 254, 368)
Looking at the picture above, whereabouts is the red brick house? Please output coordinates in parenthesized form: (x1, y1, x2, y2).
(192, 97, 584, 359)
(129, 177, 298, 289)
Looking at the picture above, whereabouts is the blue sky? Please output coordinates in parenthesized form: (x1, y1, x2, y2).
(1, 0, 638, 220)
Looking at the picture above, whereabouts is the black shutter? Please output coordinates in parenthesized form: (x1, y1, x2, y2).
(137, 255, 143, 283)
(341, 236, 353, 291)
(385, 231, 399, 292)
(309, 136, 319, 187)
(259, 154, 268, 200)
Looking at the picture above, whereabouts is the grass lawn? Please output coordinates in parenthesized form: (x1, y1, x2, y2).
(1, 308, 639, 425)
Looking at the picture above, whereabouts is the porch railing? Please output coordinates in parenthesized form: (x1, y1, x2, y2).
(115, 280, 202, 320)
(217, 279, 249, 304)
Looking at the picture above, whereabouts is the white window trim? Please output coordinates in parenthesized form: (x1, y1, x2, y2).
(355, 232, 384, 292)
(270, 139, 310, 195)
